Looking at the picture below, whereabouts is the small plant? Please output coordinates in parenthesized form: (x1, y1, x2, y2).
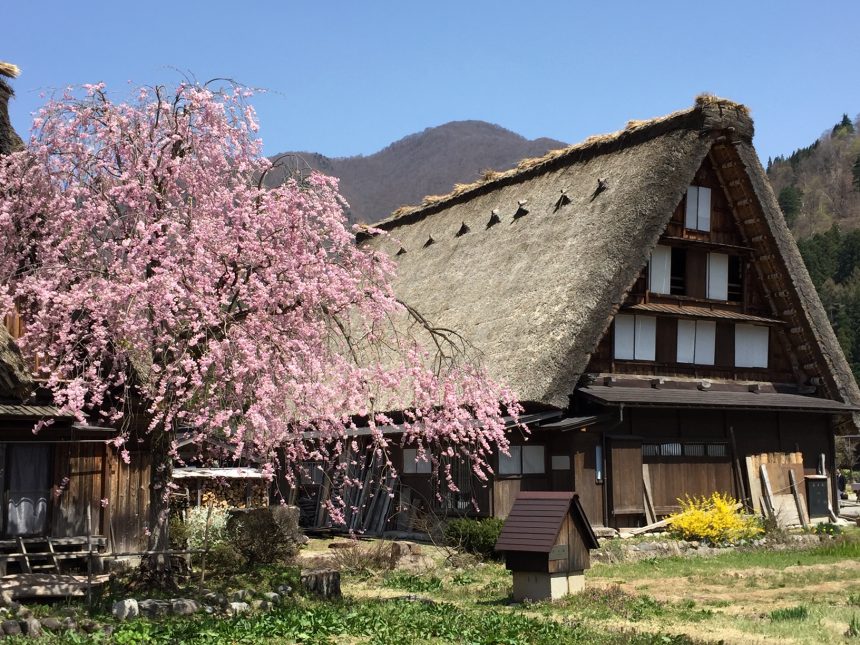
(848, 593, 860, 607)
(812, 522, 843, 536)
(444, 517, 504, 560)
(329, 539, 392, 575)
(383, 570, 443, 593)
(769, 605, 808, 621)
(846, 614, 860, 638)
(452, 570, 478, 586)
(667, 492, 762, 545)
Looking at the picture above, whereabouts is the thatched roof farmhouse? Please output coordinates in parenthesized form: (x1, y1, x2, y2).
(364, 97, 860, 528)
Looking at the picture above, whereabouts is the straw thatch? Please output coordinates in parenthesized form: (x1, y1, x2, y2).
(0, 63, 33, 399)
(0, 62, 23, 155)
(364, 97, 860, 410)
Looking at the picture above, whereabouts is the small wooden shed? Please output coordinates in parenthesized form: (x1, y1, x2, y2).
(495, 491, 599, 601)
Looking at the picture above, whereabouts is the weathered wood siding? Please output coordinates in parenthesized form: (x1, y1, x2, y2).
(51, 442, 106, 538)
(107, 449, 152, 552)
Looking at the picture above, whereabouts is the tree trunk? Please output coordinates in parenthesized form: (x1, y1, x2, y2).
(144, 431, 174, 586)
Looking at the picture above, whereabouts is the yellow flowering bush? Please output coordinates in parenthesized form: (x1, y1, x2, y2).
(667, 492, 762, 545)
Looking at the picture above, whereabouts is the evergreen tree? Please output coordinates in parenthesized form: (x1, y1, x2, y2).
(778, 185, 803, 227)
(832, 113, 855, 136)
(853, 154, 860, 192)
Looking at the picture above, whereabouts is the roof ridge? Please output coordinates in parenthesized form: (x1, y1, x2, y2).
(370, 95, 750, 230)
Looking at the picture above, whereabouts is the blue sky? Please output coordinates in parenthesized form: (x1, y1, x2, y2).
(5, 1, 859, 164)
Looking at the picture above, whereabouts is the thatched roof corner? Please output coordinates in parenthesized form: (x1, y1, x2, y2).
(0, 60, 23, 156)
(0, 327, 34, 400)
(375, 96, 754, 229)
(0, 63, 21, 80)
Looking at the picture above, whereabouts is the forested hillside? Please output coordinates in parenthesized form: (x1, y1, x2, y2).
(768, 114, 860, 237)
(772, 114, 860, 380)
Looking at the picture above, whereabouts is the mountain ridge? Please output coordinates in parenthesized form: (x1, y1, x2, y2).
(266, 120, 567, 224)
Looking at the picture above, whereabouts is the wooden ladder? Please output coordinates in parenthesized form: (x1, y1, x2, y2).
(15, 537, 60, 574)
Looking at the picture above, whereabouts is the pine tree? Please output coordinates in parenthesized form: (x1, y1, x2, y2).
(853, 154, 860, 192)
(833, 113, 855, 136)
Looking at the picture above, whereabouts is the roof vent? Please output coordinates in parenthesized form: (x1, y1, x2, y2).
(513, 200, 529, 219)
(487, 209, 501, 228)
(553, 190, 571, 212)
(455, 221, 470, 237)
(423, 235, 435, 248)
(395, 246, 407, 256)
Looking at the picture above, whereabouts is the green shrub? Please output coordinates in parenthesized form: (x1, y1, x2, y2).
(444, 517, 504, 560)
(769, 605, 808, 621)
(383, 570, 443, 593)
(226, 506, 302, 567)
(187, 506, 231, 550)
(847, 614, 860, 638)
(812, 522, 842, 536)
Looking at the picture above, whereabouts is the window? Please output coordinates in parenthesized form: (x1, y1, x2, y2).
(685, 186, 711, 232)
(728, 256, 743, 301)
(676, 319, 716, 365)
(707, 253, 729, 300)
(499, 445, 545, 475)
(735, 324, 769, 368)
(642, 443, 728, 458)
(614, 314, 656, 361)
(649, 245, 672, 294)
(670, 247, 687, 295)
(403, 448, 432, 474)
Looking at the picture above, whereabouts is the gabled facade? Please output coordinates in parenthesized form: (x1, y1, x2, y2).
(362, 96, 860, 530)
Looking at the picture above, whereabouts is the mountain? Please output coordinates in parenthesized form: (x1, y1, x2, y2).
(265, 121, 566, 224)
(767, 114, 860, 238)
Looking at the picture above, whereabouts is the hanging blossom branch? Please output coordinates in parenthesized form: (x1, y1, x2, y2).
(0, 81, 520, 524)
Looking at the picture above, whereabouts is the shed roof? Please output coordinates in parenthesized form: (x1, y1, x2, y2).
(362, 96, 860, 412)
(495, 491, 599, 553)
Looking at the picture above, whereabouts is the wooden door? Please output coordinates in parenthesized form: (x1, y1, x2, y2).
(572, 433, 604, 527)
(608, 437, 644, 524)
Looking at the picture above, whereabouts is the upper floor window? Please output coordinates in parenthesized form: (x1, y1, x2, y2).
(614, 314, 656, 361)
(677, 319, 716, 365)
(685, 186, 711, 232)
(499, 445, 545, 475)
(403, 448, 432, 474)
(735, 324, 769, 368)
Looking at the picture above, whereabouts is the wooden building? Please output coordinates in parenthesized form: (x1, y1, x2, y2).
(362, 96, 860, 531)
(0, 63, 151, 566)
(495, 491, 598, 601)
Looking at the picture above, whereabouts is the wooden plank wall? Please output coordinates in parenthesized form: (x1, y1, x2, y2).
(51, 443, 105, 538)
(107, 449, 152, 553)
(645, 459, 733, 514)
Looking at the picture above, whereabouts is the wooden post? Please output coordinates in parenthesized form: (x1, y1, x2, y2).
(788, 469, 809, 528)
(86, 505, 93, 607)
(198, 505, 213, 594)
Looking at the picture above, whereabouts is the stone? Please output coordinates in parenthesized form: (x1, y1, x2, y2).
(300, 569, 341, 599)
(276, 584, 292, 596)
(259, 601, 274, 612)
(171, 599, 200, 616)
(102, 625, 115, 637)
(61, 617, 77, 631)
(262, 592, 281, 604)
(203, 592, 227, 607)
(228, 602, 250, 616)
(1, 620, 20, 636)
(229, 589, 251, 602)
(80, 620, 99, 634)
(0, 592, 12, 608)
(20, 617, 42, 637)
(250, 599, 263, 611)
(112, 598, 139, 621)
(138, 599, 170, 618)
(40, 617, 63, 633)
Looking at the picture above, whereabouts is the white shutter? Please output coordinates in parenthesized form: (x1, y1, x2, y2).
(499, 446, 521, 475)
(697, 187, 711, 231)
(677, 319, 696, 363)
(614, 315, 635, 360)
(685, 186, 699, 229)
(694, 321, 716, 365)
(522, 445, 545, 474)
(649, 245, 672, 294)
(634, 316, 657, 361)
(707, 253, 729, 300)
(735, 324, 769, 368)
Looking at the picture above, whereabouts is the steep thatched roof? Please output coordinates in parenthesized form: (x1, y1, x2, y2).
(364, 97, 860, 410)
(0, 62, 23, 156)
(0, 63, 33, 400)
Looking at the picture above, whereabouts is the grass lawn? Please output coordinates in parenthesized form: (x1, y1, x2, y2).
(20, 528, 860, 644)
